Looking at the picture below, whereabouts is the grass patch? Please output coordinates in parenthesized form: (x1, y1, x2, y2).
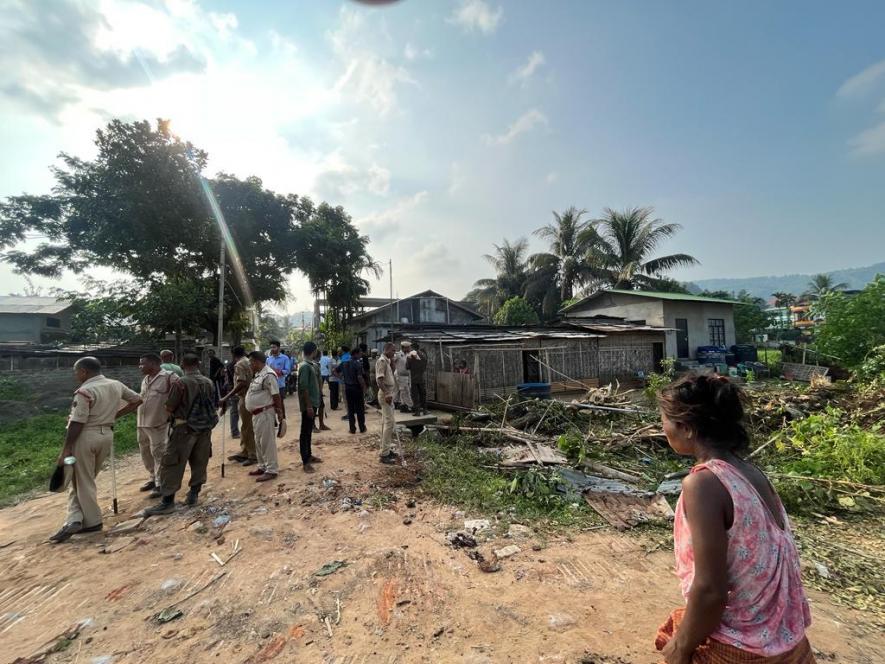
(0, 413, 138, 504)
(413, 433, 601, 530)
(0, 375, 30, 401)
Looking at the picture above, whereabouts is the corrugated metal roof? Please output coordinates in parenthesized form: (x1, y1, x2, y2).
(561, 289, 737, 312)
(0, 296, 73, 315)
(376, 326, 604, 344)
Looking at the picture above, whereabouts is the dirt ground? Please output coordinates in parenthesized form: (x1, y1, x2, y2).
(1, 397, 883, 664)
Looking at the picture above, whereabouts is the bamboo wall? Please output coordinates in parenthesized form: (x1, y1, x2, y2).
(597, 333, 664, 381)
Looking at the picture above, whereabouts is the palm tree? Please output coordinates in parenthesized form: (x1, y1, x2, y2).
(589, 207, 699, 290)
(530, 207, 598, 301)
(466, 238, 530, 316)
(772, 291, 797, 308)
(803, 274, 847, 300)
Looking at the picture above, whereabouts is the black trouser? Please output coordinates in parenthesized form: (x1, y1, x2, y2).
(158, 426, 211, 498)
(345, 384, 366, 432)
(329, 382, 340, 410)
(277, 387, 287, 419)
(299, 410, 314, 464)
(411, 380, 427, 412)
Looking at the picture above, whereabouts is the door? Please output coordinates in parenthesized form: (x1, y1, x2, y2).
(522, 350, 541, 383)
(652, 342, 665, 372)
(675, 318, 689, 358)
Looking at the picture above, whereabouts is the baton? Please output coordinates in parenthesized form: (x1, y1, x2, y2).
(110, 437, 118, 515)
(221, 411, 226, 478)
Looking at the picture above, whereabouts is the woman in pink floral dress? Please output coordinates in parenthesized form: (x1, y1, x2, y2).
(655, 373, 815, 664)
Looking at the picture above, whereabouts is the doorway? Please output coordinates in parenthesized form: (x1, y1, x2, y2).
(652, 342, 665, 372)
(522, 350, 541, 383)
(675, 318, 689, 358)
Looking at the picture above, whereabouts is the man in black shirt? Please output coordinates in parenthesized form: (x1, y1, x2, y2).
(338, 346, 367, 434)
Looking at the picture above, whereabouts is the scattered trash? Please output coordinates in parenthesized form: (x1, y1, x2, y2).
(211, 539, 242, 567)
(314, 560, 348, 577)
(464, 518, 490, 532)
(468, 550, 500, 573)
(582, 490, 674, 530)
(161, 579, 184, 594)
(494, 545, 520, 559)
(340, 497, 363, 511)
(548, 612, 577, 631)
(154, 607, 183, 624)
(447, 532, 477, 548)
(212, 514, 231, 528)
(322, 478, 339, 490)
(188, 521, 208, 534)
(813, 561, 831, 579)
(90, 657, 114, 664)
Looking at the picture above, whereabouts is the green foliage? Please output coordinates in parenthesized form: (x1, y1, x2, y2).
(494, 296, 540, 326)
(644, 357, 676, 404)
(814, 275, 885, 370)
(0, 413, 138, 504)
(0, 376, 30, 401)
(530, 207, 595, 302)
(733, 289, 774, 343)
(507, 466, 564, 508)
(858, 344, 885, 381)
(467, 238, 531, 319)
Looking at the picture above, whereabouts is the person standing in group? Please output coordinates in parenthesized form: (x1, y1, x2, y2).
(159, 350, 183, 377)
(367, 348, 381, 407)
(319, 350, 332, 390)
(393, 341, 413, 413)
(266, 341, 292, 418)
(337, 346, 367, 434)
(407, 342, 429, 416)
(206, 348, 225, 405)
(328, 350, 340, 410)
(296, 342, 324, 473)
(219, 346, 256, 466)
(337, 345, 352, 421)
(359, 343, 373, 406)
(376, 342, 398, 464)
(654, 373, 815, 664)
(49, 357, 142, 544)
(144, 354, 218, 515)
(136, 353, 178, 498)
(224, 354, 240, 439)
(245, 351, 284, 482)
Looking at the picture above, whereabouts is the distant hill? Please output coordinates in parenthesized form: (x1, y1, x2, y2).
(691, 261, 884, 300)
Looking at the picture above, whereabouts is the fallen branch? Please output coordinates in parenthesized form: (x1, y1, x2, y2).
(162, 571, 227, 612)
(569, 402, 650, 415)
(767, 473, 885, 493)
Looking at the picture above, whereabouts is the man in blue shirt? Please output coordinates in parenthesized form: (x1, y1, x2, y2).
(266, 341, 292, 418)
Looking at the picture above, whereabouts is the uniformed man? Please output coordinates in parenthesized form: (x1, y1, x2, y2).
(219, 346, 257, 467)
(393, 341, 413, 412)
(144, 354, 217, 515)
(266, 341, 292, 418)
(407, 342, 429, 416)
(159, 349, 183, 377)
(136, 353, 178, 498)
(245, 351, 284, 482)
(49, 357, 142, 544)
(376, 342, 398, 464)
(297, 341, 323, 473)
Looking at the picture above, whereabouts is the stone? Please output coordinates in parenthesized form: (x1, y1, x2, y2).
(494, 545, 520, 559)
(188, 521, 208, 535)
(507, 524, 532, 538)
(464, 519, 490, 532)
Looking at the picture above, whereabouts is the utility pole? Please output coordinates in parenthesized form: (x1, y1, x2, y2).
(217, 237, 225, 354)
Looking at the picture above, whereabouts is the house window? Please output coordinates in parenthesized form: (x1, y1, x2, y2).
(708, 319, 726, 346)
(46, 317, 62, 328)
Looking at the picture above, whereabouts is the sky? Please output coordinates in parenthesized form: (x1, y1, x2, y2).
(1, 0, 885, 316)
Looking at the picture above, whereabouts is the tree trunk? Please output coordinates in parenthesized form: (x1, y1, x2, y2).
(175, 319, 182, 358)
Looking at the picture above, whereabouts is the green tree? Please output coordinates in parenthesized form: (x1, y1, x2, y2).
(732, 290, 772, 344)
(257, 309, 288, 348)
(804, 273, 848, 301)
(494, 296, 540, 326)
(772, 291, 797, 308)
(531, 207, 597, 301)
(589, 207, 698, 289)
(814, 275, 885, 370)
(466, 238, 530, 317)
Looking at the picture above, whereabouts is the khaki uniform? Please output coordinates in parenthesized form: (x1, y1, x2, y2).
(245, 365, 280, 474)
(234, 357, 256, 460)
(394, 351, 412, 409)
(137, 370, 178, 481)
(376, 355, 397, 456)
(158, 371, 214, 497)
(66, 375, 141, 527)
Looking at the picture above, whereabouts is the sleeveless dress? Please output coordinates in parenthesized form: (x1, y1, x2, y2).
(673, 460, 812, 657)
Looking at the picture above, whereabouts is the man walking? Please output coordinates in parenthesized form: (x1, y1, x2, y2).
(245, 351, 284, 482)
(266, 341, 292, 418)
(144, 354, 218, 515)
(328, 350, 340, 410)
(136, 353, 178, 498)
(219, 346, 256, 466)
(319, 350, 332, 388)
(297, 342, 324, 472)
(339, 346, 367, 434)
(376, 342, 398, 464)
(160, 350, 183, 377)
(394, 341, 413, 412)
(408, 342, 429, 415)
(49, 357, 142, 543)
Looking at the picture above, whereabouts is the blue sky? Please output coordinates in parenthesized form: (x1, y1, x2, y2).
(1, 0, 884, 311)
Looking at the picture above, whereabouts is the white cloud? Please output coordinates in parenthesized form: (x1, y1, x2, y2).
(837, 59, 885, 98)
(545, 171, 558, 184)
(483, 108, 548, 145)
(447, 161, 465, 196)
(404, 42, 432, 61)
(358, 190, 429, 241)
(849, 120, 885, 155)
(367, 163, 391, 196)
(448, 0, 503, 35)
(509, 50, 545, 87)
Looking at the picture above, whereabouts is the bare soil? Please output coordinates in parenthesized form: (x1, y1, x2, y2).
(1, 400, 882, 664)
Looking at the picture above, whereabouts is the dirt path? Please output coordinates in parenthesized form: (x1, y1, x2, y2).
(1, 397, 882, 664)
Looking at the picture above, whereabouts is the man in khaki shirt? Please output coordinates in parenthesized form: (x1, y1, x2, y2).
(244, 351, 284, 482)
(376, 342, 398, 464)
(220, 346, 257, 466)
(137, 353, 178, 497)
(50, 357, 142, 544)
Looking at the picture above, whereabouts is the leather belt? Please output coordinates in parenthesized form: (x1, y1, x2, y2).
(250, 405, 274, 416)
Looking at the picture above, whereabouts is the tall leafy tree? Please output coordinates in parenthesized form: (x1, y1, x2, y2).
(466, 238, 530, 316)
(772, 291, 797, 308)
(814, 276, 885, 369)
(804, 273, 847, 301)
(494, 296, 540, 326)
(589, 207, 698, 289)
(530, 207, 597, 300)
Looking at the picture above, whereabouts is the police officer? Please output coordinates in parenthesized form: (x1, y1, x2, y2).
(376, 342, 398, 464)
(145, 354, 217, 515)
(220, 346, 257, 467)
(245, 351, 284, 482)
(394, 341, 413, 412)
(136, 353, 178, 498)
(50, 357, 142, 544)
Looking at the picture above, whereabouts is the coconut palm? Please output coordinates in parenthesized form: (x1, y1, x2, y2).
(803, 274, 847, 300)
(772, 291, 797, 308)
(466, 238, 530, 316)
(588, 207, 699, 290)
(530, 207, 598, 301)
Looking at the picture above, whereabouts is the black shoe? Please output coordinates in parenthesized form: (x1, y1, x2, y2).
(359, 427, 367, 433)
(81, 522, 103, 533)
(144, 501, 175, 516)
(49, 522, 82, 543)
(185, 490, 199, 506)
(227, 454, 247, 462)
(349, 429, 357, 434)
(302, 463, 315, 473)
(240, 458, 257, 467)
(147, 489, 162, 499)
(379, 454, 397, 465)
(139, 480, 156, 492)
(309, 456, 323, 463)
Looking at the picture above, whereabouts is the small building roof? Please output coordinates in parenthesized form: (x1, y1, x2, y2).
(376, 323, 603, 345)
(350, 290, 482, 324)
(0, 296, 73, 315)
(561, 289, 737, 313)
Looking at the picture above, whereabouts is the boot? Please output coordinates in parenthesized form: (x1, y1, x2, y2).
(186, 486, 200, 506)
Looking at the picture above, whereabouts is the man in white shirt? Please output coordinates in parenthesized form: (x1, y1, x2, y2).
(244, 351, 285, 482)
(136, 353, 178, 498)
(393, 341, 413, 413)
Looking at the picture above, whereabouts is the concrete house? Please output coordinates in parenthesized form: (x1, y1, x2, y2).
(0, 296, 73, 344)
(561, 289, 737, 360)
